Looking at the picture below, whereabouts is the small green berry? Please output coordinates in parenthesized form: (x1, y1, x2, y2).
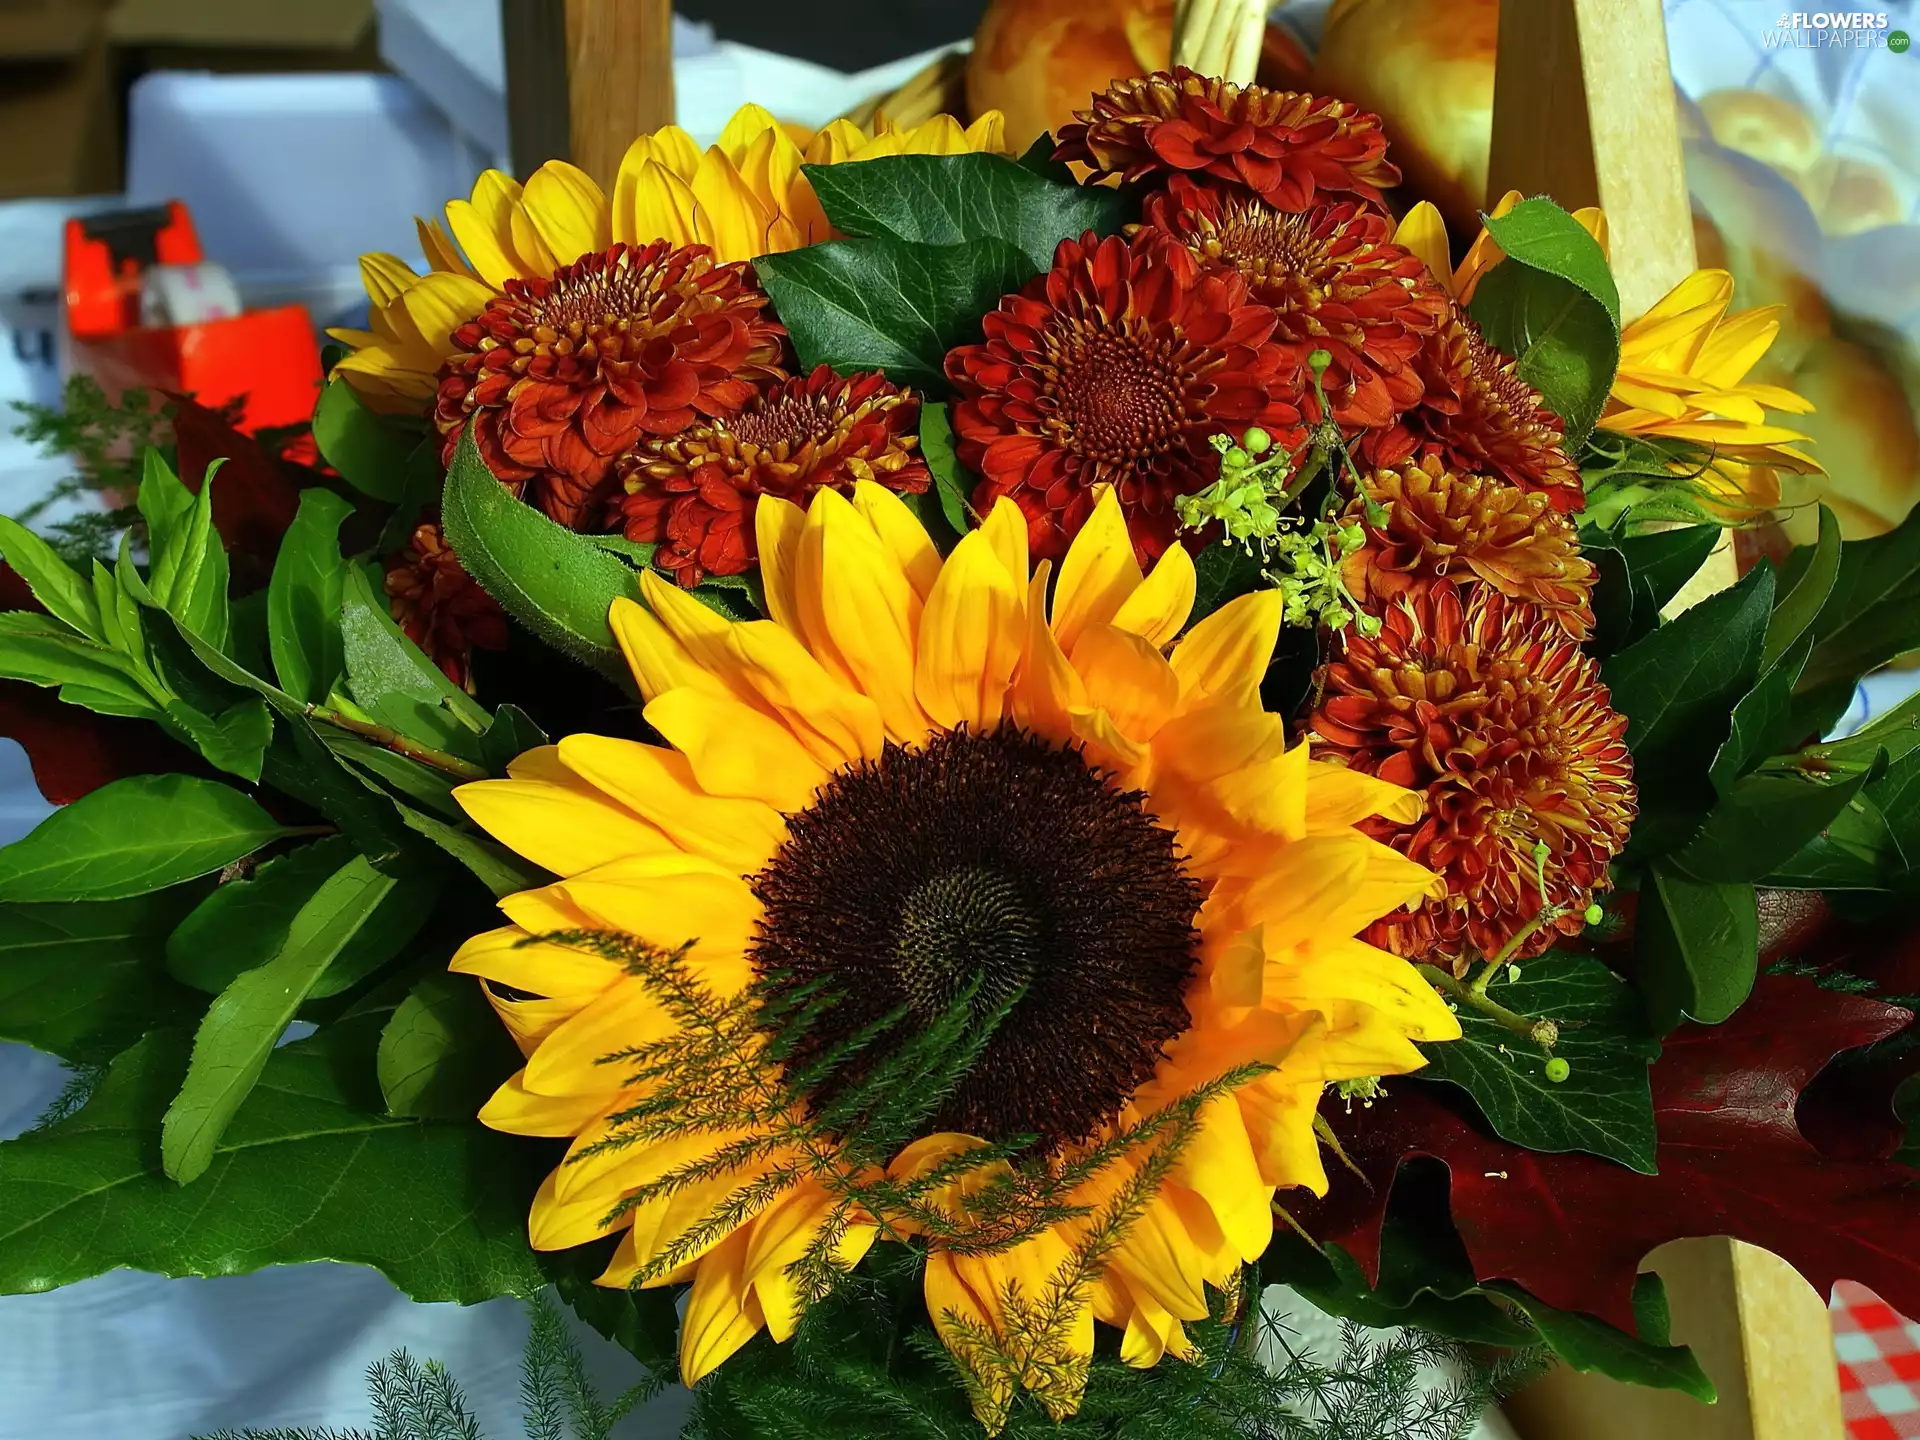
(1584, 903, 1605, 926)
(1544, 1057, 1572, 1084)
(1308, 348, 1333, 374)
(1221, 448, 1249, 471)
(1242, 426, 1273, 456)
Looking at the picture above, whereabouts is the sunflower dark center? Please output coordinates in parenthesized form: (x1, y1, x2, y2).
(747, 726, 1203, 1152)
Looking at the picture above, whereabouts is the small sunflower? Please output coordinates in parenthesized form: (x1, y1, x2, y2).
(944, 229, 1297, 563)
(1312, 582, 1635, 972)
(432, 241, 787, 529)
(1138, 176, 1448, 432)
(451, 485, 1456, 1420)
(1342, 456, 1596, 639)
(1055, 67, 1400, 214)
(329, 104, 1007, 410)
(612, 365, 930, 587)
(384, 518, 508, 691)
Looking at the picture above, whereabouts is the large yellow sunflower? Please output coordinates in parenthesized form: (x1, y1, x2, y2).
(449, 483, 1457, 1423)
(330, 104, 1008, 410)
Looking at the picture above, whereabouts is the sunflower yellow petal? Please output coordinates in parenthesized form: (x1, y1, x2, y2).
(360, 252, 420, 309)
(508, 203, 561, 279)
(755, 494, 807, 637)
(691, 146, 774, 263)
(1272, 937, 1462, 1044)
(1234, 1073, 1329, 1192)
(1070, 623, 1181, 742)
(1169, 589, 1283, 708)
(1301, 758, 1425, 830)
(480, 1069, 620, 1137)
(851, 479, 942, 601)
(964, 110, 1007, 153)
(454, 771, 672, 875)
(977, 496, 1030, 589)
(557, 734, 786, 874)
(394, 271, 494, 358)
(416, 217, 473, 278)
(451, 925, 618, 1000)
(644, 688, 828, 811)
(1233, 834, 1439, 950)
(744, 1185, 880, 1343)
(608, 593, 728, 703)
(1110, 1185, 1208, 1320)
(521, 159, 609, 266)
(528, 1165, 630, 1250)
(446, 169, 530, 288)
(715, 103, 781, 163)
(804, 119, 867, 165)
(625, 158, 705, 250)
(1051, 487, 1142, 654)
(723, 621, 886, 768)
(1392, 201, 1453, 291)
(681, 1223, 765, 1384)
(1199, 737, 1309, 842)
(557, 853, 761, 987)
(914, 526, 1024, 732)
(1110, 544, 1196, 648)
(522, 977, 677, 1096)
(1010, 563, 1084, 741)
(597, 1166, 766, 1288)
(486, 990, 582, 1055)
(1171, 1096, 1271, 1261)
(811, 487, 928, 741)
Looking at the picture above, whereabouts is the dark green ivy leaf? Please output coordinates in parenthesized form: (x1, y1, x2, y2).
(1636, 864, 1759, 1033)
(1765, 504, 1841, 669)
(1190, 539, 1267, 626)
(754, 236, 1032, 396)
(1788, 497, 1920, 695)
(339, 564, 490, 760)
(1709, 630, 1813, 797)
(917, 401, 979, 536)
(1673, 761, 1876, 885)
(1485, 1281, 1714, 1402)
(377, 970, 522, 1120)
(312, 377, 432, 503)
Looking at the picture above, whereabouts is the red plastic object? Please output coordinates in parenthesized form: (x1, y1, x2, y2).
(62, 201, 323, 433)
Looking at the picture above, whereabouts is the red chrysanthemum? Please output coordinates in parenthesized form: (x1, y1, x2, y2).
(433, 241, 787, 530)
(1361, 302, 1584, 513)
(1342, 455, 1597, 639)
(1054, 67, 1400, 214)
(1311, 582, 1635, 971)
(384, 519, 509, 691)
(612, 365, 930, 587)
(1138, 175, 1447, 432)
(943, 229, 1296, 561)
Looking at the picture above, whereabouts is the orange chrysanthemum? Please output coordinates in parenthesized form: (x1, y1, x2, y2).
(433, 241, 787, 530)
(385, 520, 509, 691)
(1342, 456, 1596, 639)
(1363, 303, 1584, 514)
(1055, 67, 1400, 214)
(1311, 583, 1635, 971)
(612, 365, 930, 587)
(944, 229, 1297, 562)
(1139, 176, 1447, 432)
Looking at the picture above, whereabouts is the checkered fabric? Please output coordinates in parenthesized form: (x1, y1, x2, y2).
(1835, 1281, 1920, 1439)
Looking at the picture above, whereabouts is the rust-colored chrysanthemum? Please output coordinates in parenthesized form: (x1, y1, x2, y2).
(1055, 67, 1400, 214)
(1311, 582, 1635, 971)
(1342, 456, 1596, 638)
(612, 365, 930, 586)
(433, 241, 786, 530)
(944, 229, 1296, 561)
(1139, 176, 1447, 432)
(385, 519, 509, 691)
(1362, 303, 1584, 514)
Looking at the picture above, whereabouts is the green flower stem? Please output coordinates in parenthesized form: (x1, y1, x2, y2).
(303, 703, 490, 781)
(1419, 962, 1548, 1046)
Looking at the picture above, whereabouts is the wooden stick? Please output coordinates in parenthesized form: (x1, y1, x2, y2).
(502, 0, 675, 189)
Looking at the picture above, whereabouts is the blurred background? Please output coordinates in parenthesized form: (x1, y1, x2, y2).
(1, 2, 1916, 1437)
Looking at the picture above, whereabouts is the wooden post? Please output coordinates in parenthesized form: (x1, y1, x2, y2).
(502, 0, 675, 189)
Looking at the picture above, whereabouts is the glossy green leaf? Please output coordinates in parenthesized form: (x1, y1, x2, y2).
(1478, 198, 1623, 325)
(1790, 498, 1920, 695)
(1760, 790, 1904, 892)
(0, 890, 205, 1063)
(917, 401, 978, 535)
(395, 806, 548, 897)
(377, 971, 522, 1119)
(1611, 526, 1720, 617)
(0, 612, 161, 721)
(1263, 1234, 1535, 1347)
(1672, 762, 1875, 884)
(0, 774, 294, 903)
(803, 151, 1131, 273)
(480, 703, 549, 773)
(340, 565, 489, 757)
(754, 236, 1032, 395)
(262, 719, 415, 864)
(1766, 504, 1841, 669)
(0, 1026, 548, 1301)
(136, 447, 194, 553)
(1486, 1283, 1714, 1402)
(1418, 954, 1662, 1172)
(1709, 631, 1813, 797)
(145, 454, 230, 654)
(544, 1241, 681, 1373)
(161, 853, 402, 1182)
(440, 428, 641, 681)
(1190, 539, 1267, 625)
(312, 377, 429, 503)
(268, 488, 353, 704)
(0, 513, 102, 642)
(1636, 865, 1759, 1033)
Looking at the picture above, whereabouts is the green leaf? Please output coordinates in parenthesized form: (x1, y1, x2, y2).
(145, 454, 230, 653)
(1486, 1283, 1715, 1402)
(1190, 540, 1267, 625)
(803, 151, 1132, 273)
(1791, 499, 1920, 695)
(754, 236, 1033, 395)
(377, 971, 522, 1119)
(322, 727, 466, 819)
(1604, 563, 1773, 854)
(0, 1026, 547, 1302)
(1671, 762, 1875, 884)
(161, 853, 403, 1182)
(1417, 954, 1661, 1172)
(440, 428, 642, 681)
(917, 401, 978, 534)
(0, 612, 161, 721)
(268, 488, 353, 704)
(1760, 791, 1904, 891)
(312, 377, 429, 503)
(544, 1241, 682, 1374)
(1636, 865, 1759, 1032)
(1264, 1234, 1536, 1347)
(340, 564, 490, 757)
(1766, 504, 1841, 669)
(1610, 526, 1721, 617)
(0, 513, 103, 641)
(263, 719, 415, 863)
(1467, 199, 1620, 450)
(396, 806, 548, 898)
(0, 774, 294, 902)
(480, 703, 549, 772)
(137, 446, 194, 552)
(0, 890, 206, 1063)
(1709, 631, 1813, 796)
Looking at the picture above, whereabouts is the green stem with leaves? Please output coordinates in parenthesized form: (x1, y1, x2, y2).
(302, 703, 489, 781)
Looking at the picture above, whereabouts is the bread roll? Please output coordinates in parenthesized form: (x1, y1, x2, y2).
(1698, 89, 1823, 179)
(1779, 334, 1920, 541)
(966, 0, 1171, 155)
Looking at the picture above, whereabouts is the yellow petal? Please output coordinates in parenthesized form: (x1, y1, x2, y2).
(851, 479, 942, 601)
(625, 158, 705, 250)
(1171, 1096, 1272, 1261)
(1235, 1072, 1329, 1192)
(450, 925, 618, 1000)
(804, 119, 867, 165)
(446, 169, 530, 288)
(522, 977, 677, 1096)
(1009, 561, 1084, 741)
(528, 1165, 630, 1250)
(415, 217, 474, 278)
(724, 621, 886, 769)
(743, 1185, 879, 1343)
(810, 488, 928, 741)
(480, 1069, 617, 1137)
(609, 594, 727, 703)
(557, 852, 761, 988)
(1169, 589, 1283, 708)
(1233, 834, 1439, 949)
(964, 111, 1007, 153)
(681, 1223, 765, 1384)
(455, 772, 672, 875)
(1272, 937, 1462, 1044)
(557, 734, 786, 874)
(715, 103, 782, 164)
(644, 688, 828, 811)
(755, 494, 808, 638)
(1070, 623, 1181, 742)
(914, 526, 1025, 732)
(1392, 201, 1453, 291)
(691, 146, 774, 263)
(359, 252, 420, 309)
(1201, 737, 1309, 842)
(1051, 487, 1142, 654)
(521, 159, 609, 266)
(393, 271, 494, 358)
(1111, 1186, 1208, 1320)
(1302, 759, 1425, 831)
(1110, 544, 1196, 648)
(598, 1165, 767, 1288)
(977, 496, 1030, 590)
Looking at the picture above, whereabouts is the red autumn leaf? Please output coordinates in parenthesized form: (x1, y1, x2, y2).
(0, 567, 193, 806)
(1296, 968, 1920, 1333)
(168, 392, 305, 593)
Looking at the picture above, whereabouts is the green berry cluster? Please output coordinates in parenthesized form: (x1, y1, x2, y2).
(1262, 516, 1378, 637)
(1174, 428, 1293, 547)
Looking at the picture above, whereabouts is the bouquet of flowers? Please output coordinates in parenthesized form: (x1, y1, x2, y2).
(2, 55, 1917, 1440)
